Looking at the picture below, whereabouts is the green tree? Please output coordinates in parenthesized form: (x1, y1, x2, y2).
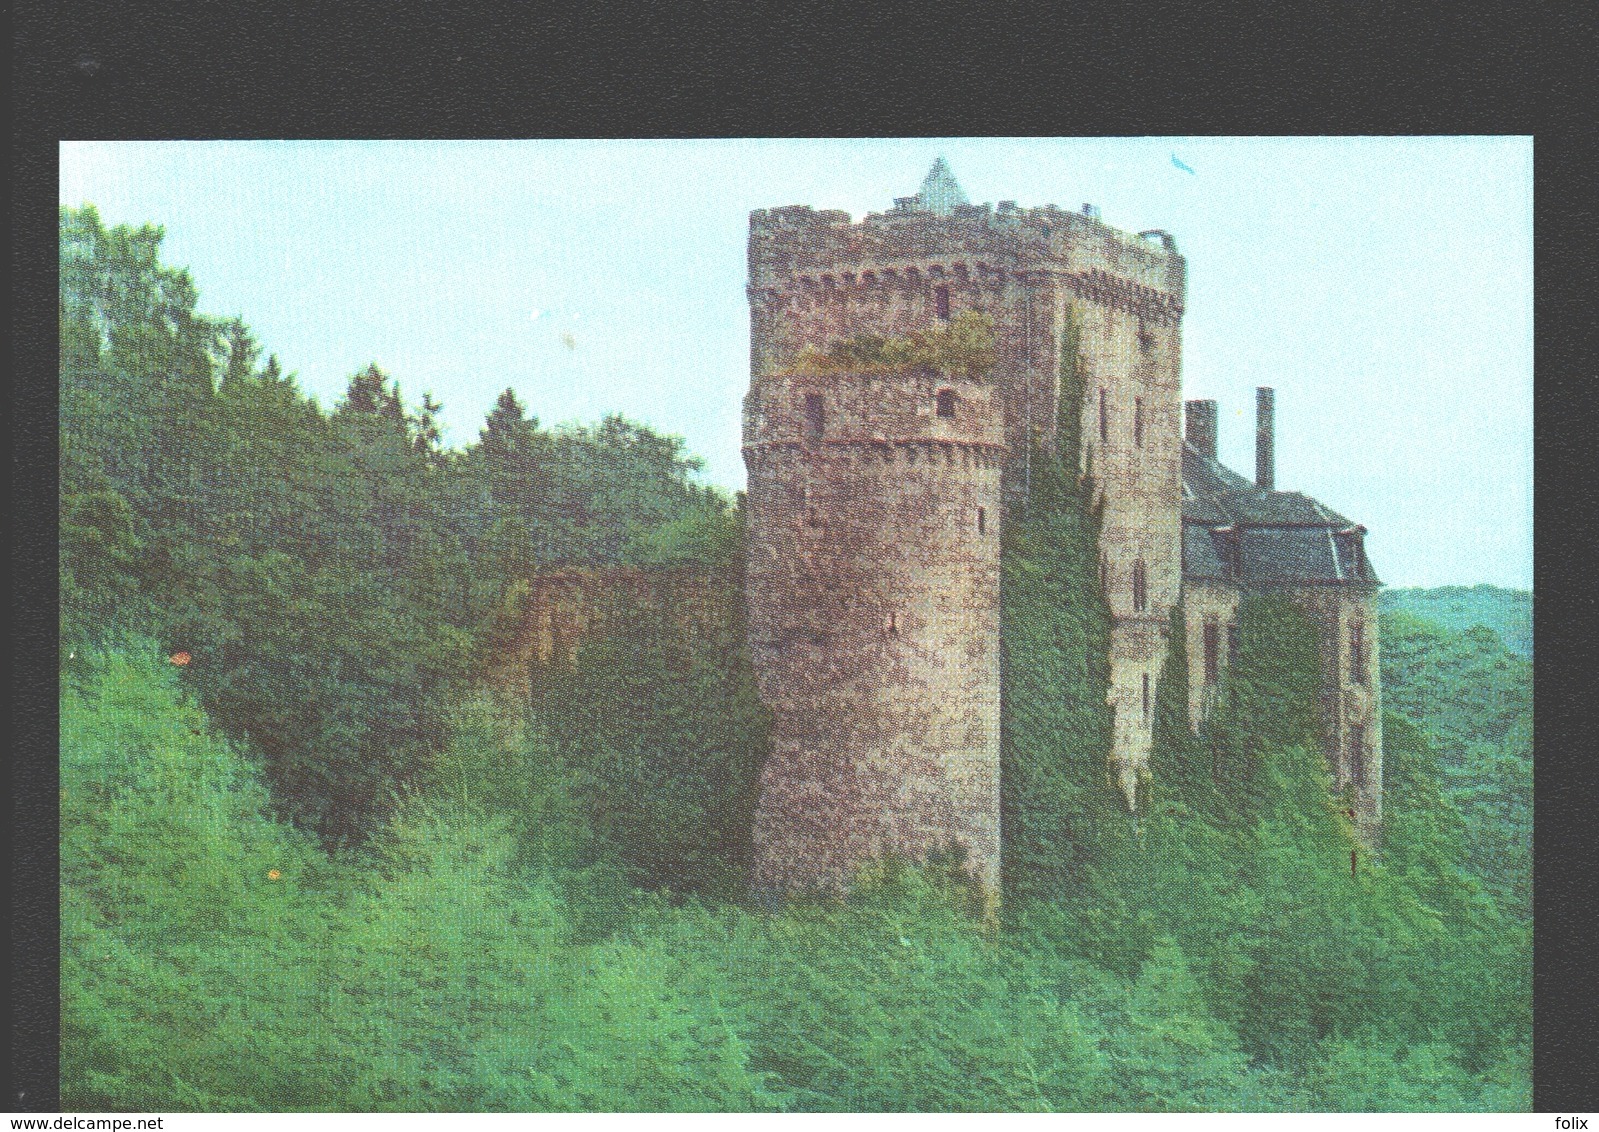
(533, 582, 770, 896)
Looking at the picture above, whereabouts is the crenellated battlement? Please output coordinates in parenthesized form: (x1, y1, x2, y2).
(749, 196, 1186, 298)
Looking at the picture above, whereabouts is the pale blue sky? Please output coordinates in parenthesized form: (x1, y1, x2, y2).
(60, 138, 1532, 589)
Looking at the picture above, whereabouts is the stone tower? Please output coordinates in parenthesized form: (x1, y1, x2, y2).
(744, 161, 1188, 897)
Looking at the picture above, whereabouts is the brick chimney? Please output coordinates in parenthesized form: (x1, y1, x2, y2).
(1185, 399, 1218, 461)
(1255, 387, 1275, 491)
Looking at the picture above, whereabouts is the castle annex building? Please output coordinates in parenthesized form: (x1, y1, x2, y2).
(742, 161, 1383, 897)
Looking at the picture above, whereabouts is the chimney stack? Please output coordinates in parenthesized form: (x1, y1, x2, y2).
(1185, 399, 1218, 461)
(1255, 387, 1275, 491)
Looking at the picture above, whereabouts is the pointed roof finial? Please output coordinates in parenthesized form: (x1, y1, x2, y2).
(913, 157, 969, 216)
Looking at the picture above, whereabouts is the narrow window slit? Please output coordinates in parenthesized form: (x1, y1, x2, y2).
(804, 393, 825, 441)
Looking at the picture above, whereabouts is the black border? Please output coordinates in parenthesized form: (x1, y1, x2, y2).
(12, 0, 1596, 1114)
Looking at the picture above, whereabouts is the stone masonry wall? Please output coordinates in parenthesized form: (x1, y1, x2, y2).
(1289, 585, 1384, 839)
(744, 361, 1005, 898)
(745, 198, 1188, 894)
(1182, 580, 1243, 732)
(1070, 279, 1184, 807)
(480, 567, 737, 711)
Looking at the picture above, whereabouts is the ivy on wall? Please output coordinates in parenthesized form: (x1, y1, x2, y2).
(780, 310, 996, 377)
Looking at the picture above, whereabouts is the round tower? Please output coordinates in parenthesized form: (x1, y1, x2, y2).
(741, 162, 1188, 895)
(743, 359, 1005, 898)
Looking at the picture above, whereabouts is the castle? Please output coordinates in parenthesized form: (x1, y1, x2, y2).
(741, 160, 1383, 898)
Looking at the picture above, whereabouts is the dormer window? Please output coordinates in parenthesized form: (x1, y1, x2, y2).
(934, 284, 951, 322)
(1217, 527, 1243, 579)
(936, 389, 957, 418)
(1336, 530, 1365, 580)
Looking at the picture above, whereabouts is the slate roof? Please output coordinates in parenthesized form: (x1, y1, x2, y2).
(1182, 521, 1233, 581)
(1181, 441, 1378, 587)
(1182, 443, 1352, 526)
(913, 158, 970, 217)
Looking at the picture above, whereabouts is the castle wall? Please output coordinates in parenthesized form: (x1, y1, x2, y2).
(1288, 585, 1384, 838)
(743, 363, 1004, 897)
(1070, 280, 1184, 805)
(479, 567, 737, 708)
(747, 236, 1049, 471)
(748, 203, 1185, 478)
(1182, 580, 1242, 732)
(744, 197, 1190, 894)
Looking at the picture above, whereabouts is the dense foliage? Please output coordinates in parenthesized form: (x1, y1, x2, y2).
(59, 206, 722, 844)
(999, 305, 1116, 901)
(1378, 607, 1533, 914)
(530, 577, 771, 899)
(59, 211, 1530, 1112)
(1380, 585, 1532, 658)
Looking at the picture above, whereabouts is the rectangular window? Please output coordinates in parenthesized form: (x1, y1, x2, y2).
(1132, 560, 1148, 613)
(934, 284, 951, 321)
(1203, 621, 1220, 684)
(804, 393, 825, 441)
(1349, 622, 1365, 685)
(1348, 724, 1366, 786)
(1134, 397, 1144, 448)
(1142, 672, 1151, 725)
(1098, 388, 1108, 443)
(976, 506, 986, 535)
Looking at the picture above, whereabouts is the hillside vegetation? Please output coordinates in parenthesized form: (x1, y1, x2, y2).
(1377, 604, 1533, 914)
(59, 208, 1531, 1112)
(1380, 585, 1531, 658)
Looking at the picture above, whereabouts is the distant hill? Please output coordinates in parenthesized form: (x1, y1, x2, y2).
(1379, 608, 1532, 763)
(1379, 585, 1532, 658)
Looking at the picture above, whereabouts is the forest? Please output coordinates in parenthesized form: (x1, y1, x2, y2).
(59, 206, 1531, 1112)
